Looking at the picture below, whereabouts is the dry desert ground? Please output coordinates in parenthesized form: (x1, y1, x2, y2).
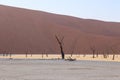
(0, 54, 120, 80)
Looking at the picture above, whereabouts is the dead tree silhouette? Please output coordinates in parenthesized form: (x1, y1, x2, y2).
(90, 45, 96, 58)
(55, 35, 65, 59)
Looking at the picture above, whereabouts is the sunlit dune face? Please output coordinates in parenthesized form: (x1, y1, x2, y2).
(0, 5, 120, 55)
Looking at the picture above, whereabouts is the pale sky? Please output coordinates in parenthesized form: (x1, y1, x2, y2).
(0, 0, 120, 22)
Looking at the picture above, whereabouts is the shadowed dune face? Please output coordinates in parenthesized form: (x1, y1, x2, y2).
(0, 5, 120, 54)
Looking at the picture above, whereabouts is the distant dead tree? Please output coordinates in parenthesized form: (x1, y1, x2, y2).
(102, 50, 108, 58)
(0, 50, 5, 57)
(30, 50, 32, 57)
(46, 53, 48, 57)
(42, 52, 44, 59)
(5, 51, 8, 57)
(83, 49, 86, 57)
(102, 47, 111, 59)
(44, 50, 48, 57)
(25, 49, 32, 58)
(55, 35, 65, 59)
(110, 43, 120, 60)
(27, 49, 32, 57)
(25, 50, 29, 58)
(42, 50, 48, 58)
(81, 48, 87, 57)
(2, 50, 8, 57)
(25, 52, 28, 58)
(9, 52, 12, 58)
(31, 53, 32, 57)
(96, 50, 99, 58)
(90, 45, 96, 58)
(111, 47, 116, 60)
(111, 46, 119, 60)
(70, 38, 78, 57)
(70, 47, 74, 57)
(117, 49, 120, 56)
(103, 49, 109, 58)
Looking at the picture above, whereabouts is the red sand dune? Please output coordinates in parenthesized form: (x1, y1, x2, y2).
(0, 5, 120, 54)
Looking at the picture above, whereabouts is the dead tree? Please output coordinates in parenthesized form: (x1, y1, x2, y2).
(111, 47, 119, 60)
(107, 50, 110, 58)
(46, 53, 48, 57)
(43, 50, 48, 57)
(55, 35, 65, 59)
(25, 52, 28, 58)
(25, 50, 29, 58)
(44, 50, 48, 57)
(9, 52, 12, 58)
(112, 53, 115, 60)
(83, 48, 88, 57)
(31, 53, 32, 57)
(103, 50, 108, 58)
(70, 38, 78, 57)
(42, 52, 44, 59)
(1, 50, 5, 57)
(29, 50, 33, 57)
(90, 45, 96, 58)
(110, 45, 119, 60)
(96, 50, 99, 58)
(28, 49, 32, 57)
(110, 43, 120, 60)
(111, 48, 116, 60)
(103, 48, 110, 58)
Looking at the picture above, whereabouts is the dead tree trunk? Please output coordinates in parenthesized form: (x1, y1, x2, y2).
(9, 52, 12, 58)
(111, 48, 116, 60)
(25, 50, 28, 58)
(71, 53, 73, 57)
(55, 35, 65, 59)
(60, 45, 64, 59)
(44, 50, 48, 57)
(112, 54, 115, 60)
(25, 52, 28, 58)
(96, 51, 99, 58)
(42, 53, 44, 59)
(31, 53, 32, 57)
(46, 53, 48, 57)
(90, 46, 96, 58)
(92, 50, 95, 58)
(29, 50, 32, 57)
(3, 51, 5, 57)
(70, 38, 78, 57)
